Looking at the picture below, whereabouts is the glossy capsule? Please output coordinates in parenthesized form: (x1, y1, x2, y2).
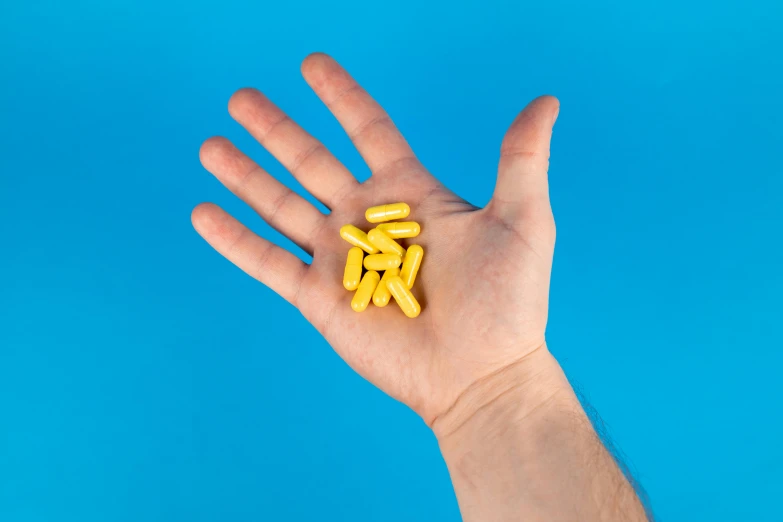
(400, 245, 424, 288)
(351, 271, 380, 312)
(376, 221, 421, 239)
(343, 247, 364, 291)
(365, 202, 411, 223)
(386, 275, 421, 318)
(340, 225, 379, 254)
(372, 267, 400, 307)
(363, 253, 402, 271)
(367, 228, 406, 257)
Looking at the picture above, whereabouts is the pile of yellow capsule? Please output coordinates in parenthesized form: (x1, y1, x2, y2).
(340, 202, 423, 318)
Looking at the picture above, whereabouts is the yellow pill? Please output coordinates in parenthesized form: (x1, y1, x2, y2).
(365, 202, 411, 223)
(343, 247, 364, 291)
(363, 253, 402, 271)
(376, 221, 421, 238)
(372, 267, 400, 307)
(386, 275, 421, 318)
(340, 225, 379, 254)
(400, 245, 424, 288)
(351, 270, 380, 312)
(367, 228, 406, 257)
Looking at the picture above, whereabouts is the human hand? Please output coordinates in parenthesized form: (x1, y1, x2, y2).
(192, 53, 561, 427)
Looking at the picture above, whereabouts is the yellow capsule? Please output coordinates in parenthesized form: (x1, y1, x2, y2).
(363, 253, 402, 271)
(340, 225, 379, 254)
(376, 221, 421, 239)
(365, 202, 411, 223)
(372, 267, 400, 307)
(367, 228, 406, 257)
(351, 270, 380, 312)
(386, 275, 421, 318)
(343, 247, 364, 291)
(400, 245, 424, 289)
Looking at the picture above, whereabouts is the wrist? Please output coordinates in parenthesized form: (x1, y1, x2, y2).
(433, 344, 648, 522)
(433, 345, 585, 521)
(432, 344, 578, 445)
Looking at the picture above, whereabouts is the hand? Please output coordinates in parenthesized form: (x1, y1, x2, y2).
(192, 53, 561, 426)
(193, 57, 649, 520)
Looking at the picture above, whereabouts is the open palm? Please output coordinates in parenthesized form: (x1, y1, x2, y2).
(193, 54, 560, 425)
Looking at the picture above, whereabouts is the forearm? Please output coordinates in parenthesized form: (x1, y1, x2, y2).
(433, 347, 648, 522)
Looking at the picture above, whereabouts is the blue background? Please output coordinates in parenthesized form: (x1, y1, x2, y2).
(1, 0, 781, 520)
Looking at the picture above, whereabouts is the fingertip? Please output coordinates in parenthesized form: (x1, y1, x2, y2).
(199, 136, 230, 168)
(533, 94, 559, 106)
(301, 52, 331, 74)
(302, 51, 331, 65)
(532, 95, 560, 125)
(227, 87, 262, 118)
(191, 202, 217, 231)
(501, 95, 560, 154)
(301, 52, 339, 88)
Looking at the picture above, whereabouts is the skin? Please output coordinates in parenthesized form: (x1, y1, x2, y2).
(192, 53, 649, 521)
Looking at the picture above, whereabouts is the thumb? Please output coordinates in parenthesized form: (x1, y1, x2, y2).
(492, 95, 559, 222)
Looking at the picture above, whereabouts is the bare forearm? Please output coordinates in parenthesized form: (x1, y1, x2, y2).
(433, 347, 648, 522)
